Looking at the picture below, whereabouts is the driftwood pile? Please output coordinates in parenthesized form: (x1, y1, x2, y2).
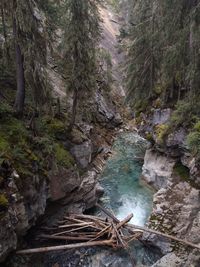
(16, 203, 200, 265)
(39, 212, 140, 249)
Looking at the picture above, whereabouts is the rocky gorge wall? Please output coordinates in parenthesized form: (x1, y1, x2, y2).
(140, 108, 200, 267)
(0, 91, 122, 263)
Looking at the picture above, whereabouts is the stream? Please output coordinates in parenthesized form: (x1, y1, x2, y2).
(86, 132, 160, 267)
(98, 132, 153, 226)
(11, 132, 161, 267)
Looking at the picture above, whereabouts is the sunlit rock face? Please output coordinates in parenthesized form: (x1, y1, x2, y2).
(142, 149, 176, 190)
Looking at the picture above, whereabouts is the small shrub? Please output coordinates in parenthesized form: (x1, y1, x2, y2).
(155, 124, 169, 143)
(153, 84, 163, 95)
(0, 102, 13, 118)
(170, 99, 200, 129)
(145, 132, 154, 143)
(0, 134, 10, 154)
(48, 119, 66, 135)
(187, 122, 200, 157)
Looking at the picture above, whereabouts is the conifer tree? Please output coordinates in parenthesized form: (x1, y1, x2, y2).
(63, 0, 101, 129)
(2, 0, 50, 115)
(126, 0, 200, 110)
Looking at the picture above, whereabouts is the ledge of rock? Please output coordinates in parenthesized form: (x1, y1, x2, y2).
(142, 149, 176, 190)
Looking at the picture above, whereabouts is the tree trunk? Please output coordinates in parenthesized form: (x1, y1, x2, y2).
(1, 6, 9, 59)
(69, 88, 78, 131)
(13, 17, 25, 117)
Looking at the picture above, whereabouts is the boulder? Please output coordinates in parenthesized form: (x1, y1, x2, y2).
(142, 149, 176, 190)
(181, 153, 200, 187)
(95, 90, 122, 127)
(49, 166, 79, 201)
(70, 141, 93, 169)
(152, 109, 172, 126)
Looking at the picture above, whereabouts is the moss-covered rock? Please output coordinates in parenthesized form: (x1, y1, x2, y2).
(71, 128, 87, 144)
(55, 143, 75, 169)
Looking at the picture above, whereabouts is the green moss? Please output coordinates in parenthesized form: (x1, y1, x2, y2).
(173, 162, 190, 180)
(48, 119, 66, 134)
(55, 143, 75, 168)
(145, 132, 154, 143)
(0, 102, 13, 118)
(155, 124, 169, 143)
(0, 194, 9, 207)
(193, 121, 200, 132)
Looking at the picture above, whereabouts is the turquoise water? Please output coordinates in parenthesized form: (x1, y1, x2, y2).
(89, 133, 160, 266)
(99, 132, 154, 226)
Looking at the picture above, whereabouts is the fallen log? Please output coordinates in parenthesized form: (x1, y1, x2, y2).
(128, 223, 200, 250)
(40, 234, 92, 241)
(16, 240, 113, 255)
(58, 222, 93, 229)
(116, 213, 133, 230)
(95, 203, 119, 223)
(96, 203, 200, 250)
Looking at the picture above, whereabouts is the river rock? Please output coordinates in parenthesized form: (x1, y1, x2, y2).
(181, 153, 200, 187)
(142, 149, 176, 190)
(61, 170, 99, 211)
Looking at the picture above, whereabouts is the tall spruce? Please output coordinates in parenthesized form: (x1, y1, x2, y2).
(63, 0, 101, 129)
(126, 0, 200, 110)
(2, 0, 49, 116)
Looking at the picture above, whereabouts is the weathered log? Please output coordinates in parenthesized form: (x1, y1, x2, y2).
(96, 203, 119, 223)
(116, 214, 133, 230)
(53, 225, 96, 236)
(16, 240, 113, 255)
(97, 204, 200, 250)
(128, 224, 200, 250)
(40, 234, 92, 241)
(58, 222, 93, 229)
(90, 225, 111, 242)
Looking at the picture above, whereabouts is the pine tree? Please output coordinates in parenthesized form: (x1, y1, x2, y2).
(62, 0, 101, 129)
(12, 0, 26, 116)
(125, 0, 200, 110)
(125, 0, 160, 107)
(2, 0, 50, 115)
